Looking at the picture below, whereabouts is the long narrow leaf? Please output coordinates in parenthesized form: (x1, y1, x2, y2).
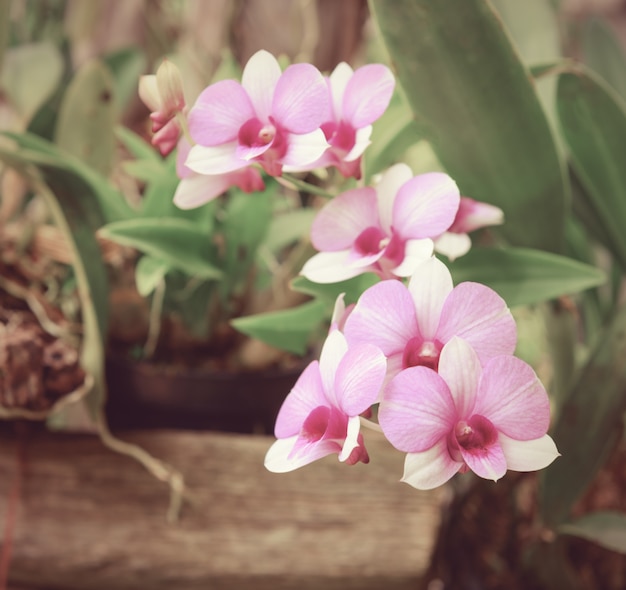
(231, 300, 327, 355)
(447, 247, 605, 308)
(2, 131, 134, 222)
(100, 218, 222, 280)
(560, 512, 626, 555)
(541, 304, 626, 526)
(55, 60, 116, 178)
(369, 0, 568, 253)
(557, 65, 626, 270)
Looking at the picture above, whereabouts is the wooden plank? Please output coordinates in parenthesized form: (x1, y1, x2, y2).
(0, 427, 443, 589)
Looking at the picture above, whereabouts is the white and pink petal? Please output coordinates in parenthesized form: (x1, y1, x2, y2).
(241, 49, 282, 122)
(374, 163, 413, 234)
(389, 238, 434, 278)
(318, 329, 349, 406)
(474, 356, 551, 441)
(379, 366, 457, 453)
(273, 63, 328, 133)
(328, 62, 354, 120)
(459, 439, 507, 482)
(436, 282, 517, 363)
(188, 80, 254, 146)
(185, 143, 248, 175)
(342, 63, 395, 128)
(344, 125, 372, 162)
(433, 231, 472, 261)
(173, 175, 230, 209)
(264, 436, 341, 473)
(401, 440, 463, 490)
(344, 279, 419, 356)
(334, 343, 386, 416)
(274, 360, 326, 438)
(437, 337, 481, 419)
(280, 128, 330, 169)
(407, 257, 454, 340)
(499, 433, 560, 472)
(392, 172, 460, 240)
(300, 250, 372, 284)
(449, 197, 504, 234)
(310, 187, 379, 251)
(338, 415, 363, 462)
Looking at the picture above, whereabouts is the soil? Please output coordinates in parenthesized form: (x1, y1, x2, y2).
(0, 262, 85, 414)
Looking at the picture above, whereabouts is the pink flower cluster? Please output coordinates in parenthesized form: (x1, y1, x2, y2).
(139, 52, 503, 268)
(301, 164, 504, 282)
(265, 258, 559, 489)
(140, 50, 396, 208)
(138, 50, 559, 490)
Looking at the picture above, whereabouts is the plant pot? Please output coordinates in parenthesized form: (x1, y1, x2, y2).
(104, 355, 304, 434)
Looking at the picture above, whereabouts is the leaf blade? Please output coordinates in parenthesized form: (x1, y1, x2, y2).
(369, 0, 568, 252)
(447, 247, 606, 308)
(559, 512, 626, 555)
(100, 218, 222, 280)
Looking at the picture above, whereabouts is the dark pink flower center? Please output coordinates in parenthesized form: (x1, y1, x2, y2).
(402, 337, 443, 370)
(238, 117, 276, 148)
(454, 414, 498, 452)
(355, 226, 388, 256)
(322, 120, 356, 153)
(383, 231, 405, 266)
(301, 405, 346, 443)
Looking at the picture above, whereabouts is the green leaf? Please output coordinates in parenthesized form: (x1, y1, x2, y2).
(491, 0, 561, 65)
(135, 255, 171, 297)
(556, 65, 626, 270)
(448, 247, 606, 307)
(122, 159, 166, 183)
(490, 0, 563, 154)
(0, 146, 109, 422)
(290, 273, 380, 306)
(263, 208, 316, 254)
(541, 304, 626, 526)
(2, 131, 134, 223)
(1, 42, 64, 122)
(231, 300, 327, 355)
(103, 47, 146, 113)
(369, 0, 568, 253)
(100, 218, 222, 280)
(221, 185, 274, 297)
(140, 155, 182, 217)
(582, 18, 626, 103)
(364, 90, 421, 180)
(560, 512, 626, 554)
(115, 126, 160, 162)
(55, 60, 117, 178)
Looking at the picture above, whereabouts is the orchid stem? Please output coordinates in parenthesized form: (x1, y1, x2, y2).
(143, 277, 166, 359)
(279, 174, 335, 198)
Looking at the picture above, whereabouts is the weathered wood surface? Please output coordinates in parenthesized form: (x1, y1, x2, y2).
(0, 427, 444, 590)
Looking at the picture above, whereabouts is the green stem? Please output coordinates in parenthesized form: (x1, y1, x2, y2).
(279, 174, 336, 198)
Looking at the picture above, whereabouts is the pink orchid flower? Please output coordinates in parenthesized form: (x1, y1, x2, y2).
(287, 62, 395, 178)
(185, 50, 330, 178)
(173, 138, 264, 209)
(343, 256, 517, 378)
(434, 197, 504, 261)
(264, 330, 386, 473)
(300, 164, 460, 283)
(138, 60, 186, 156)
(379, 337, 559, 489)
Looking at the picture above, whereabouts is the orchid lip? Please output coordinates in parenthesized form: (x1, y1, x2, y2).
(402, 337, 443, 370)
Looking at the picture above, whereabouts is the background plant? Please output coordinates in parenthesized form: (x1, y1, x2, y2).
(0, 0, 624, 586)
